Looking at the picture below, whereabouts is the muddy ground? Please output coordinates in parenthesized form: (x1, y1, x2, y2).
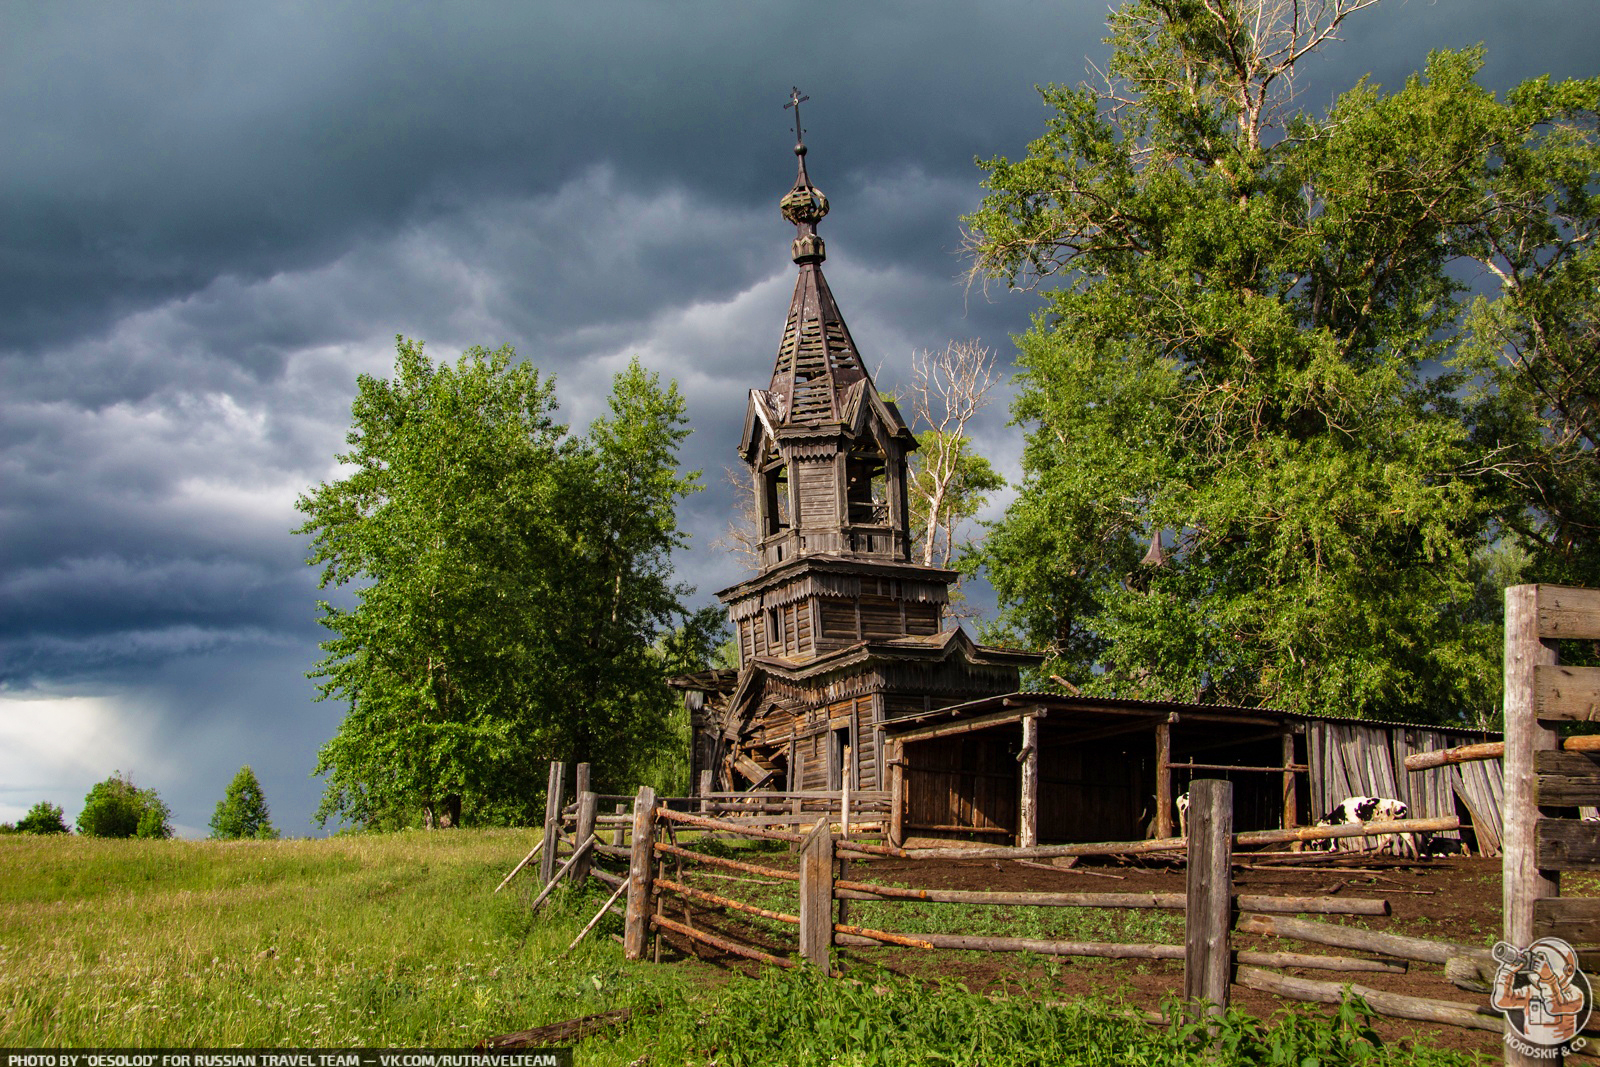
(647, 848, 1575, 1059)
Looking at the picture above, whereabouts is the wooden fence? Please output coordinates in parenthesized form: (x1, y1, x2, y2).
(503, 583, 1600, 1059)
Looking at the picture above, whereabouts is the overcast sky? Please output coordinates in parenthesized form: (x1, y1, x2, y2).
(3, 0, 1594, 837)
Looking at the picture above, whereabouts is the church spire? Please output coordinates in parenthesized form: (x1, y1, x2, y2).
(767, 89, 869, 427)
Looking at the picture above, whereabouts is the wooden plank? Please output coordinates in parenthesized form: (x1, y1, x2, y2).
(1019, 714, 1039, 848)
(1533, 896, 1600, 944)
(1504, 585, 1562, 977)
(1537, 817, 1600, 870)
(1234, 967, 1504, 1034)
(798, 817, 834, 969)
(1406, 740, 1507, 772)
(1537, 750, 1600, 806)
(1236, 951, 1405, 974)
(1185, 780, 1233, 1016)
(539, 761, 566, 886)
(622, 786, 657, 961)
(1536, 665, 1600, 723)
(1537, 584, 1600, 641)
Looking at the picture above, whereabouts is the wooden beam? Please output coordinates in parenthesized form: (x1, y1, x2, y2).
(539, 761, 566, 886)
(888, 738, 905, 848)
(1156, 721, 1173, 839)
(651, 914, 796, 969)
(798, 818, 834, 969)
(897, 814, 1460, 861)
(622, 786, 657, 960)
(1236, 913, 1492, 967)
(1282, 731, 1299, 834)
(1185, 780, 1233, 1017)
(1406, 734, 1600, 773)
(892, 706, 1038, 744)
(1020, 714, 1040, 848)
(572, 790, 597, 885)
(831, 880, 1386, 915)
(1235, 967, 1504, 1034)
(1536, 664, 1600, 723)
(1168, 761, 1309, 774)
(1504, 585, 1562, 974)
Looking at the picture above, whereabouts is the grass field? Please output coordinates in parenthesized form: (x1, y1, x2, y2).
(0, 830, 1490, 1065)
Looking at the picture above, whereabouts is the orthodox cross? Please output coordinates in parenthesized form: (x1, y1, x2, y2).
(784, 87, 809, 142)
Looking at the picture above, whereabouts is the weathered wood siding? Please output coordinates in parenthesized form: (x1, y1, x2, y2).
(903, 734, 1019, 842)
(1307, 720, 1495, 852)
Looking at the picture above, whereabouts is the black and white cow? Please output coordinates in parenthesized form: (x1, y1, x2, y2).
(1175, 792, 1190, 839)
(1316, 796, 1415, 857)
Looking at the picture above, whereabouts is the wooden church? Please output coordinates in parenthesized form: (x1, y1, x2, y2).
(682, 117, 1040, 796)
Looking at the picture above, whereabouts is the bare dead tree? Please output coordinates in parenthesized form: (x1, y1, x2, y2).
(906, 340, 1003, 568)
(711, 464, 762, 574)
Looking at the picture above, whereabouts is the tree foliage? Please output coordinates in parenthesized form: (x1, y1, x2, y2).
(77, 773, 172, 839)
(965, 0, 1600, 723)
(210, 766, 278, 840)
(297, 339, 709, 829)
(16, 801, 69, 835)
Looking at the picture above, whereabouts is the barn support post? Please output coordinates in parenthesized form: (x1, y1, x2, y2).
(1281, 731, 1299, 845)
(1019, 714, 1040, 848)
(886, 738, 906, 848)
(539, 761, 566, 886)
(1184, 779, 1233, 1020)
(571, 790, 597, 885)
(1156, 720, 1173, 838)
(623, 786, 658, 961)
(1504, 585, 1562, 1067)
(798, 817, 835, 970)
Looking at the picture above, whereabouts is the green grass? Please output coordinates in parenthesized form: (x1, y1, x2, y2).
(1, 831, 1490, 1065)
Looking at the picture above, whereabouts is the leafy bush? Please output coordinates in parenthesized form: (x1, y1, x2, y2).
(210, 765, 279, 839)
(16, 802, 70, 835)
(77, 772, 172, 839)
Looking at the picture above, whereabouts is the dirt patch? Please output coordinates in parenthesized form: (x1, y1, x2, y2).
(649, 849, 1516, 1058)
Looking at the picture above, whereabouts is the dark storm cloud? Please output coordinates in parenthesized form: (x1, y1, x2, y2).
(2, 0, 1594, 834)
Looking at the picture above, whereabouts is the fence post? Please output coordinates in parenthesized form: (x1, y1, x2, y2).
(1184, 778, 1233, 1019)
(1504, 585, 1564, 1067)
(888, 739, 905, 848)
(575, 762, 591, 802)
(798, 817, 834, 970)
(571, 790, 597, 885)
(612, 802, 627, 847)
(698, 769, 713, 812)
(623, 786, 658, 961)
(1019, 713, 1040, 847)
(539, 761, 566, 886)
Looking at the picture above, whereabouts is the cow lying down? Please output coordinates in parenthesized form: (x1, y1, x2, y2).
(1316, 795, 1418, 857)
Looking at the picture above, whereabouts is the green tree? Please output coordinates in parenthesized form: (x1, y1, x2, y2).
(298, 339, 704, 830)
(15, 801, 69, 835)
(965, 0, 1599, 723)
(209, 766, 279, 840)
(77, 773, 172, 839)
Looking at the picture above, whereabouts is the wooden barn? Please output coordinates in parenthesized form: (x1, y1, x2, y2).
(676, 128, 1504, 856)
(877, 693, 1505, 854)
